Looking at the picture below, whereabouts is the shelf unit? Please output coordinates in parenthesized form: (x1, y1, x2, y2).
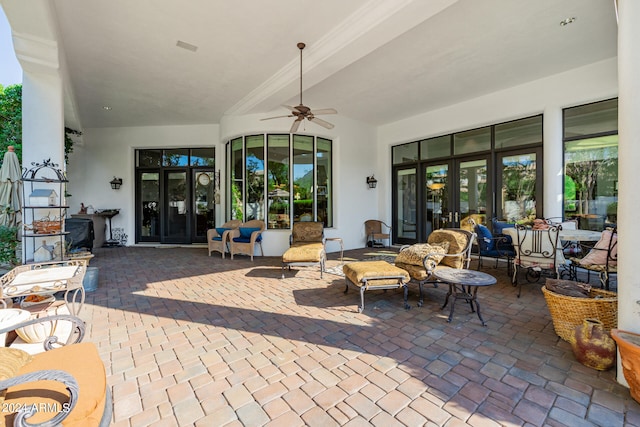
(21, 159, 69, 264)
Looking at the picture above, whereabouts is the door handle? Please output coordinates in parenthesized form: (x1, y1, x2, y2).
(454, 212, 459, 222)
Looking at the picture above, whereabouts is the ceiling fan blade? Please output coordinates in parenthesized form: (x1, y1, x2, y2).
(290, 118, 303, 133)
(310, 108, 337, 115)
(308, 117, 334, 129)
(260, 115, 293, 121)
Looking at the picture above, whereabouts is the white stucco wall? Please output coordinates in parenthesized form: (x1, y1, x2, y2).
(66, 124, 219, 247)
(66, 58, 617, 256)
(377, 57, 618, 222)
(67, 115, 378, 255)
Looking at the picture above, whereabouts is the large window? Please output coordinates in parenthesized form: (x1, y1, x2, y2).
(267, 135, 290, 229)
(226, 134, 333, 229)
(563, 99, 618, 231)
(392, 115, 542, 243)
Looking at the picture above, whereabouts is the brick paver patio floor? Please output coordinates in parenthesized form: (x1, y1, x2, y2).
(78, 246, 640, 426)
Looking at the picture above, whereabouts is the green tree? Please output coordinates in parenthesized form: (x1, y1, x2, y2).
(0, 83, 81, 164)
(0, 84, 23, 161)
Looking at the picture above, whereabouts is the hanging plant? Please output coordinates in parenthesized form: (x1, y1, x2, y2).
(64, 127, 82, 164)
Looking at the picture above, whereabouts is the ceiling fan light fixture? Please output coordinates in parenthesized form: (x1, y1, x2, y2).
(261, 42, 337, 131)
(176, 40, 198, 52)
(559, 17, 576, 26)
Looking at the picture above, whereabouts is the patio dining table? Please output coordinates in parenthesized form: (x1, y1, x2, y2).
(558, 229, 602, 242)
(1, 262, 87, 315)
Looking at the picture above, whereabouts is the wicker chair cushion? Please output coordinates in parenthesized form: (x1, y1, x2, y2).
(282, 242, 325, 263)
(212, 227, 230, 241)
(428, 230, 469, 268)
(579, 229, 617, 266)
(396, 242, 450, 266)
(0, 348, 33, 404)
(4, 342, 107, 427)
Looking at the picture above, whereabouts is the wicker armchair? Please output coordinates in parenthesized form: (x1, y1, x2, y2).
(0, 314, 112, 426)
(364, 220, 392, 248)
(229, 220, 265, 261)
(207, 219, 242, 258)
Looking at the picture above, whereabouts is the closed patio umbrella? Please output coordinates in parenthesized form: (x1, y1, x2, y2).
(0, 146, 23, 227)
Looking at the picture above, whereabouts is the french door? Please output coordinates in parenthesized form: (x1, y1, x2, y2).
(164, 170, 189, 243)
(394, 155, 491, 244)
(136, 168, 215, 244)
(424, 155, 490, 232)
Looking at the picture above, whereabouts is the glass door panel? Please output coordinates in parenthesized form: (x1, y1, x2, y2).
(497, 152, 538, 222)
(394, 167, 417, 243)
(138, 172, 160, 242)
(458, 158, 488, 228)
(164, 171, 189, 243)
(193, 171, 215, 242)
(425, 164, 449, 236)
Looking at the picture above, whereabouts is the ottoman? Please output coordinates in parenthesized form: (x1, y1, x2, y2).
(342, 261, 411, 313)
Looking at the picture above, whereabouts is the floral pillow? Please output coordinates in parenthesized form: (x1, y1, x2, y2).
(396, 242, 450, 266)
(533, 219, 550, 230)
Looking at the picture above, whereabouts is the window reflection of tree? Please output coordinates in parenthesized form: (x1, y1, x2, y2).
(502, 157, 536, 221)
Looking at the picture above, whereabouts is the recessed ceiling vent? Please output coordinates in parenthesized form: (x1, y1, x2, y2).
(176, 40, 198, 52)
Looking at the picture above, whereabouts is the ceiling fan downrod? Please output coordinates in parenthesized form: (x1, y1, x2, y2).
(297, 42, 305, 107)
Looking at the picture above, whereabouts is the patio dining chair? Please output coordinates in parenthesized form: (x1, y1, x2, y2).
(567, 227, 617, 290)
(510, 224, 565, 297)
(207, 219, 242, 258)
(472, 221, 515, 275)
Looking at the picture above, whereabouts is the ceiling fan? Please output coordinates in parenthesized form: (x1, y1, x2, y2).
(261, 42, 337, 133)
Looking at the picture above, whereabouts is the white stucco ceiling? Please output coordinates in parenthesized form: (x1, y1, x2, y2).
(6, 0, 619, 129)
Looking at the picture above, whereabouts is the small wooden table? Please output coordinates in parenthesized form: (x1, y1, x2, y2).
(432, 269, 497, 326)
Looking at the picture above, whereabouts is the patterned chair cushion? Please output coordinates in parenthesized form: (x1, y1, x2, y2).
(0, 348, 32, 405)
(282, 242, 325, 263)
(343, 261, 410, 287)
(395, 242, 450, 266)
(428, 229, 470, 268)
(291, 222, 324, 243)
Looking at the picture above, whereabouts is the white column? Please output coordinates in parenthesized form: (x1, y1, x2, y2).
(542, 106, 563, 220)
(9, 15, 65, 261)
(22, 72, 65, 168)
(616, 0, 640, 386)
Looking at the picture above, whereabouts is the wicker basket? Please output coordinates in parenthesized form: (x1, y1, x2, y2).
(30, 216, 63, 234)
(542, 281, 617, 342)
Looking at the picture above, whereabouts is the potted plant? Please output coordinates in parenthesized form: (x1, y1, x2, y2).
(611, 329, 640, 403)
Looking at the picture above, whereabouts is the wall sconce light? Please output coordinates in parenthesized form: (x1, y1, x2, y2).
(366, 175, 378, 189)
(110, 176, 123, 190)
